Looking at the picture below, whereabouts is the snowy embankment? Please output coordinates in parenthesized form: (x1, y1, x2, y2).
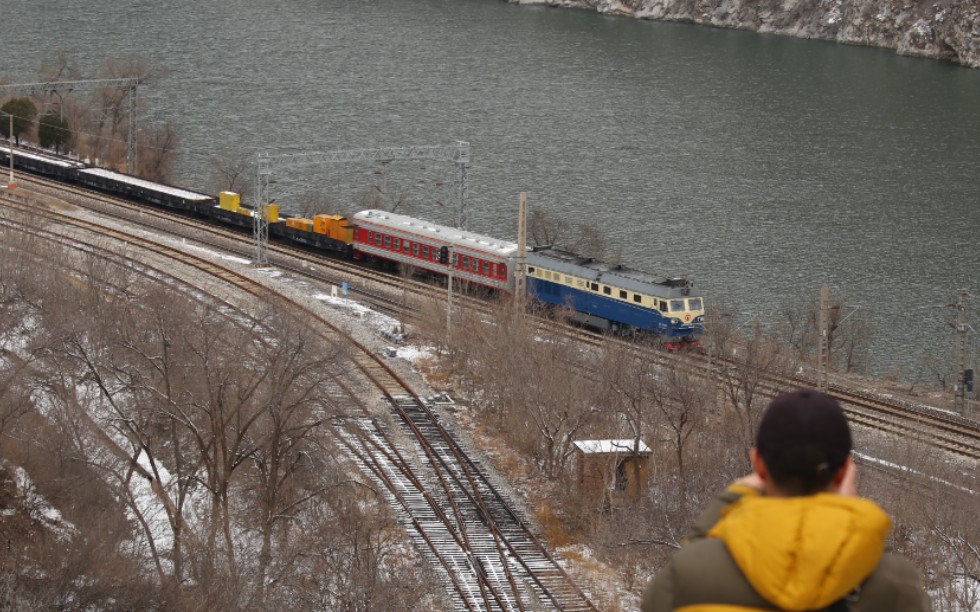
(511, 0, 980, 69)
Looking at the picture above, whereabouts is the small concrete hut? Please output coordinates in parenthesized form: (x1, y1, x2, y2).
(572, 439, 651, 501)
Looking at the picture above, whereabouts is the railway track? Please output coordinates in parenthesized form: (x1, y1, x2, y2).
(15, 171, 980, 464)
(1, 189, 596, 611)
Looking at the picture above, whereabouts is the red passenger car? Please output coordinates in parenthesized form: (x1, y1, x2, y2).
(352, 209, 517, 292)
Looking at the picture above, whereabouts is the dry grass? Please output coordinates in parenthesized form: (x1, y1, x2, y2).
(534, 499, 572, 549)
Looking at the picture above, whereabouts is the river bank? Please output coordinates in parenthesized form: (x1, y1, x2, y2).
(510, 0, 980, 68)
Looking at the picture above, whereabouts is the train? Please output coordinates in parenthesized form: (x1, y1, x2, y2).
(0, 145, 705, 348)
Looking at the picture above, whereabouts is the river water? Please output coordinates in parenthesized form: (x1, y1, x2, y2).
(5, 0, 980, 381)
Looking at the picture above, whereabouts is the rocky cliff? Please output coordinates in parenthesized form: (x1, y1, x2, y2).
(511, 0, 980, 68)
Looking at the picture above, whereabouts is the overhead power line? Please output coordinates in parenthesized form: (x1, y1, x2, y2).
(1, 78, 141, 171)
(253, 142, 471, 264)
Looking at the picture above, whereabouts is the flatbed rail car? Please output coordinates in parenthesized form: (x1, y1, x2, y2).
(525, 246, 704, 347)
(75, 167, 217, 211)
(0, 145, 87, 181)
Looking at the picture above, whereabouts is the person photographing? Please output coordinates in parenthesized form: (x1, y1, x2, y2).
(642, 389, 930, 611)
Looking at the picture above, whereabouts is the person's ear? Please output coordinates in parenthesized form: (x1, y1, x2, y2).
(750, 448, 768, 482)
(832, 455, 858, 496)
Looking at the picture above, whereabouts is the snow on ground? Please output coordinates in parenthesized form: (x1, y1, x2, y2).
(55, 229, 977, 611)
(6, 460, 76, 540)
(184, 242, 252, 266)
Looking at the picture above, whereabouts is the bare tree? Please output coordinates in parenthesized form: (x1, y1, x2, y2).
(137, 122, 180, 183)
(528, 208, 571, 248)
(90, 55, 169, 171)
(715, 320, 795, 444)
(208, 151, 254, 203)
(445, 304, 601, 478)
(595, 338, 662, 497)
(237, 312, 348, 598)
(779, 289, 872, 375)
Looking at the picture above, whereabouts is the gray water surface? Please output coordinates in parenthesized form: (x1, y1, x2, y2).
(5, 0, 980, 380)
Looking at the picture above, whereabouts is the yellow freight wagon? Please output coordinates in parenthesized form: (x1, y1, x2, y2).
(286, 218, 313, 232)
(313, 214, 354, 244)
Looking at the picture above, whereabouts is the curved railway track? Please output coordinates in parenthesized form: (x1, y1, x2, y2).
(13, 171, 980, 464)
(0, 189, 596, 611)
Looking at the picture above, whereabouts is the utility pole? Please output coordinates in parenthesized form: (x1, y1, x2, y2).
(3, 113, 14, 189)
(514, 192, 528, 312)
(446, 246, 454, 348)
(254, 152, 271, 264)
(818, 285, 830, 393)
(953, 289, 968, 412)
(454, 142, 470, 230)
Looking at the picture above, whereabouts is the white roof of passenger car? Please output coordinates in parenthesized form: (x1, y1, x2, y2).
(354, 209, 518, 256)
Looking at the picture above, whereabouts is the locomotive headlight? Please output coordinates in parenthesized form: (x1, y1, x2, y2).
(671, 318, 680, 325)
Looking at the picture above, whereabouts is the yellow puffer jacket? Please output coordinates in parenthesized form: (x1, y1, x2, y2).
(642, 486, 931, 612)
(707, 493, 889, 610)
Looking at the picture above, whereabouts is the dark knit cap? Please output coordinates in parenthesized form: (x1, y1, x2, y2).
(756, 389, 852, 481)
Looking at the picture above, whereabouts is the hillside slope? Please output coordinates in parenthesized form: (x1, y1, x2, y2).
(513, 0, 980, 68)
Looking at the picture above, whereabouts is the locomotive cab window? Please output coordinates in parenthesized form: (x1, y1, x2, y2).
(670, 299, 685, 312)
(688, 298, 703, 310)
